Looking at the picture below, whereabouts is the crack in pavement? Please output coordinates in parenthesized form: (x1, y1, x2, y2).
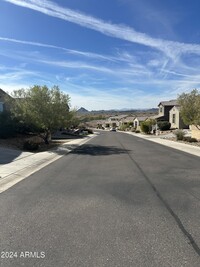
(116, 136, 200, 257)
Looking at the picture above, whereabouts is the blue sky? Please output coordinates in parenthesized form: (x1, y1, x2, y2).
(1, 0, 200, 110)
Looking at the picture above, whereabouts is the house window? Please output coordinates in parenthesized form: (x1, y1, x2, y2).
(172, 114, 176, 123)
(0, 102, 3, 112)
(160, 107, 163, 113)
(135, 121, 138, 128)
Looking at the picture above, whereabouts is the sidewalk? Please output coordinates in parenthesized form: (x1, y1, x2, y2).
(0, 134, 96, 193)
(125, 131, 200, 157)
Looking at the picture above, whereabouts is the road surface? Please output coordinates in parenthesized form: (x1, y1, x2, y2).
(1, 131, 200, 266)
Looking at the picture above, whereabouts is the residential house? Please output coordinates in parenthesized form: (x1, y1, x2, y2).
(154, 99, 188, 129)
(0, 89, 11, 112)
(119, 116, 135, 129)
(105, 115, 128, 129)
(133, 116, 148, 130)
(169, 106, 188, 129)
(155, 100, 178, 122)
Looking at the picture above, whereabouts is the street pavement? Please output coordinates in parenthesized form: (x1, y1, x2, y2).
(0, 135, 96, 193)
(125, 131, 200, 157)
(0, 131, 200, 266)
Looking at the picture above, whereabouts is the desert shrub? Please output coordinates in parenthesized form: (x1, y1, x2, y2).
(141, 122, 150, 134)
(174, 129, 185, 141)
(135, 130, 140, 133)
(183, 136, 198, 143)
(118, 125, 127, 131)
(23, 140, 39, 151)
(157, 121, 171, 131)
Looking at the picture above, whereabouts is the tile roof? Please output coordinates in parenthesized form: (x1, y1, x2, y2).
(158, 100, 178, 106)
(134, 116, 148, 121)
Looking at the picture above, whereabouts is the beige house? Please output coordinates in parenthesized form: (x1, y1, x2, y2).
(169, 106, 188, 129)
(155, 100, 178, 122)
(154, 99, 188, 130)
(133, 116, 148, 130)
(105, 115, 128, 129)
(191, 125, 200, 140)
(119, 116, 135, 128)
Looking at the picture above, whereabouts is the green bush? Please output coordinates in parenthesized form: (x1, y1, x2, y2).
(0, 112, 16, 138)
(174, 130, 185, 141)
(15, 122, 40, 134)
(141, 122, 150, 134)
(23, 140, 39, 151)
(183, 136, 198, 143)
(157, 121, 171, 131)
(118, 125, 127, 131)
(135, 130, 140, 133)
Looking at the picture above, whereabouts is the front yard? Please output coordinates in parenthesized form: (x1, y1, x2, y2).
(0, 134, 68, 152)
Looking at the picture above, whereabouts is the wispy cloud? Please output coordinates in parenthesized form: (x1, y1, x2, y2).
(2, 1, 200, 109)
(0, 67, 41, 81)
(0, 36, 71, 52)
(0, 36, 118, 62)
(66, 49, 116, 62)
(0, 45, 152, 79)
(4, 0, 200, 58)
(39, 59, 115, 74)
(1, 42, 200, 96)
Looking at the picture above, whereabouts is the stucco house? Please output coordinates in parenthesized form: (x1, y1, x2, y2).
(154, 100, 178, 122)
(133, 116, 148, 130)
(169, 105, 188, 129)
(0, 88, 11, 112)
(119, 116, 135, 128)
(153, 99, 188, 130)
(105, 115, 128, 129)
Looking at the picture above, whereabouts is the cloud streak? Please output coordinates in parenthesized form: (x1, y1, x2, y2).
(4, 0, 200, 58)
(0, 36, 67, 51)
(0, 36, 118, 62)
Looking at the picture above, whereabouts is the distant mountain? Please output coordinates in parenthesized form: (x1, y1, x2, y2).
(76, 107, 158, 116)
(90, 108, 158, 114)
(77, 107, 90, 114)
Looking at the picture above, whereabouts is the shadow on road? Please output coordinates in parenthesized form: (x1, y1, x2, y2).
(70, 144, 131, 156)
(0, 147, 22, 164)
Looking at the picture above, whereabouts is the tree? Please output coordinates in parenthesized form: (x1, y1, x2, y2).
(9, 85, 71, 144)
(178, 89, 200, 130)
(140, 122, 150, 134)
(65, 109, 80, 129)
(141, 119, 156, 134)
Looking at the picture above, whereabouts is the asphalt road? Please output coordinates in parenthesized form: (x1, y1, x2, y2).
(1, 131, 200, 267)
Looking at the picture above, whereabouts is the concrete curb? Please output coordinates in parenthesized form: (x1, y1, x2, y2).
(0, 134, 97, 193)
(123, 131, 200, 157)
